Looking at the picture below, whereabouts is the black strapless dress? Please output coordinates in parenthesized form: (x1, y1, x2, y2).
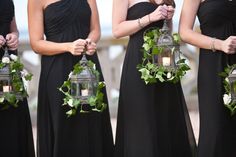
(114, 2, 196, 157)
(0, 0, 35, 157)
(197, 0, 236, 157)
(37, 0, 114, 156)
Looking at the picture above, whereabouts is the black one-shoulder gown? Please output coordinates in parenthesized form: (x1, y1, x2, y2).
(37, 0, 114, 157)
(0, 0, 35, 157)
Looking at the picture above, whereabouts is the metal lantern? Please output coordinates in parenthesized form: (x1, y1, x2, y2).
(70, 54, 98, 104)
(228, 67, 236, 101)
(0, 49, 12, 95)
(154, 20, 180, 70)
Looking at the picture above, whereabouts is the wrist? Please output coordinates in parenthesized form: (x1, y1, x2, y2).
(138, 18, 144, 29)
(210, 37, 216, 52)
(64, 43, 72, 53)
(138, 14, 152, 29)
(214, 39, 223, 52)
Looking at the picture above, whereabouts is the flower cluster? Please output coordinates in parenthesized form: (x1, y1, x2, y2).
(137, 28, 190, 84)
(0, 54, 33, 109)
(59, 60, 107, 117)
(220, 65, 236, 116)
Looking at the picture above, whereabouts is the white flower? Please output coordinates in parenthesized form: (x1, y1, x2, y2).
(2, 57, 10, 64)
(68, 72, 73, 78)
(223, 94, 231, 105)
(67, 99, 74, 107)
(10, 54, 18, 61)
(225, 78, 229, 83)
(167, 72, 172, 79)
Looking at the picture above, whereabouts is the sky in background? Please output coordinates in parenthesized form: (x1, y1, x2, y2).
(14, 0, 191, 40)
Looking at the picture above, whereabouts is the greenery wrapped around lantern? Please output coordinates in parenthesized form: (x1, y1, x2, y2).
(220, 64, 236, 116)
(0, 47, 33, 109)
(137, 20, 190, 84)
(59, 53, 107, 117)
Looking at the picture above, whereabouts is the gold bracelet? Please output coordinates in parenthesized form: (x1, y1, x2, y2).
(138, 18, 144, 28)
(211, 37, 216, 52)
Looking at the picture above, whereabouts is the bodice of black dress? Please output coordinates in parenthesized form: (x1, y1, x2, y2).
(198, 0, 236, 38)
(0, 0, 14, 36)
(44, 0, 91, 42)
(0, 0, 14, 56)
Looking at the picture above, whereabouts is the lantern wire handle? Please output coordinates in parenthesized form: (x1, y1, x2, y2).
(80, 51, 88, 66)
(161, 19, 169, 34)
(3, 47, 10, 58)
(1, 45, 10, 60)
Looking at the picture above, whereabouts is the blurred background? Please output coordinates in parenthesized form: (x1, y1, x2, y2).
(14, 0, 200, 146)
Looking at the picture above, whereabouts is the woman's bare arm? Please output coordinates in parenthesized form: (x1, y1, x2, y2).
(179, 0, 236, 54)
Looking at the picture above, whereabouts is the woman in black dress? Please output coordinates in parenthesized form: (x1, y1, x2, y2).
(179, 0, 236, 157)
(112, 0, 196, 157)
(0, 0, 35, 157)
(27, 0, 114, 156)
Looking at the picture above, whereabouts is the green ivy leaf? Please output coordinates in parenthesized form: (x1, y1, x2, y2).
(24, 73, 33, 81)
(173, 33, 181, 44)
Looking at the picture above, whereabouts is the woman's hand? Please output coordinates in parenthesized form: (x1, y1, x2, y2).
(167, 5, 175, 20)
(85, 38, 97, 55)
(220, 36, 236, 54)
(6, 32, 19, 50)
(149, 4, 169, 22)
(68, 39, 87, 56)
(0, 35, 6, 48)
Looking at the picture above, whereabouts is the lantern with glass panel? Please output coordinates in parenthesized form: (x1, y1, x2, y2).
(70, 54, 98, 104)
(0, 49, 12, 96)
(154, 20, 181, 70)
(228, 67, 236, 102)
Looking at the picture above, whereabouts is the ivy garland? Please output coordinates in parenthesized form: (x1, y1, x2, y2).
(0, 54, 33, 109)
(59, 60, 107, 117)
(219, 64, 236, 116)
(137, 28, 190, 84)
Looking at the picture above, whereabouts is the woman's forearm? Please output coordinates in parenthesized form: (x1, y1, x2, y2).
(30, 39, 71, 55)
(112, 14, 150, 38)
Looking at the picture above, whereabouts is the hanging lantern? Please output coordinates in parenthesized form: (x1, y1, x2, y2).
(70, 54, 98, 104)
(154, 20, 180, 70)
(0, 48, 12, 96)
(228, 67, 236, 102)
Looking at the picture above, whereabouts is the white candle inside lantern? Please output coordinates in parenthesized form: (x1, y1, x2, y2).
(81, 89, 89, 96)
(162, 57, 171, 66)
(3, 85, 11, 92)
